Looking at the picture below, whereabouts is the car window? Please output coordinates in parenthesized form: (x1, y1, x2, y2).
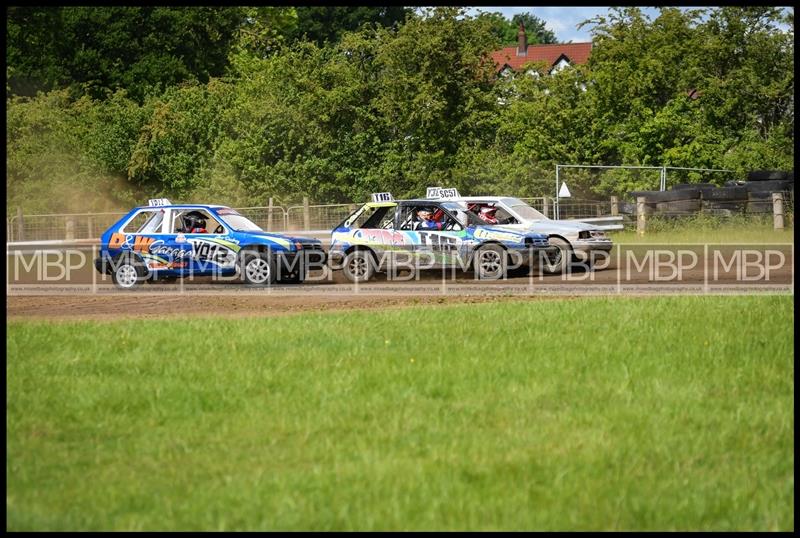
(345, 205, 396, 229)
(495, 206, 518, 224)
(508, 202, 547, 220)
(122, 209, 162, 234)
(363, 206, 396, 229)
(399, 204, 461, 231)
(171, 209, 215, 233)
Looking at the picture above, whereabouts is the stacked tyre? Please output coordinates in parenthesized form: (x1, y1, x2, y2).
(744, 178, 794, 214)
(629, 189, 702, 215)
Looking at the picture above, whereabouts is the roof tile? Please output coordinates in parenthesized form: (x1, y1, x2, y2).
(491, 42, 592, 72)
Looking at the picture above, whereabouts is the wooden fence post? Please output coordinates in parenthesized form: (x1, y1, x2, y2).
(542, 196, 549, 218)
(611, 196, 619, 216)
(267, 197, 273, 232)
(65, 217, 75, 240)
(772, 192, 785, 230)
(636, 196, 647, 235)
(17, 207, 24, 242)
(303, 196, 311, 230)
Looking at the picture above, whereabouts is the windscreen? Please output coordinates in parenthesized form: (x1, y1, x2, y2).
(215, 209, 263, 232)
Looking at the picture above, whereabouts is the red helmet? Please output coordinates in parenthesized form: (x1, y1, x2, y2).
(479, 206, 498, 224)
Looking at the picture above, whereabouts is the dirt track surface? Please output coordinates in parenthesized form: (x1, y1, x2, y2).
(7, 244, 793, 321)
(7, 293, 583, 321)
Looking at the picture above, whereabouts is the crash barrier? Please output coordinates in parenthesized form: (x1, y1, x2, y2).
(6, 196, 626, 242)
(631, 190, 793, 233)
(626, 185, 793, 216)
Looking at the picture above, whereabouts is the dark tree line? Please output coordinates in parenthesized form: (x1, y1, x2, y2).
(6, 7, 794, 214)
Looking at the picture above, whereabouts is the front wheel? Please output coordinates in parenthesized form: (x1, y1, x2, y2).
(474, 244, 507, 280)
(342, 250, 375, 283)
(238, 250, 276, 286)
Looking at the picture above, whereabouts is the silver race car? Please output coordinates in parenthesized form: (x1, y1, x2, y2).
(426, 188, 614, 273)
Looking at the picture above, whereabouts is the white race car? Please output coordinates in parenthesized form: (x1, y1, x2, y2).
(425, 188, 614, 273)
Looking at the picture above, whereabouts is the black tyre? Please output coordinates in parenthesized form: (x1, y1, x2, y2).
(656, 200, 701, 213)
(673, 182, 716, 190)
(111, 254, 148, 290)
(342, 249, 375, 283)
(631, 190, 699, 203)
(702, 201, 745, 211)
(238, 250, 276, 285)
(473, 244, 508, 280)
(744, 179, 793, 193)
(702, 186, 747, 201)
(747, 170, 787, 182)
(542, 237, 571, 275)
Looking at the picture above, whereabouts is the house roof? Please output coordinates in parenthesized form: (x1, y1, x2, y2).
(491, 42, 593, 72)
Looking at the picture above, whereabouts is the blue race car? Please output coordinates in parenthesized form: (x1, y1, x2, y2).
(328, 192, 554, 282)
(94, 199, 325, 289)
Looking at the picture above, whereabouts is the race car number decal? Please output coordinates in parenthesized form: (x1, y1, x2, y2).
(416, 232, 461, 251)
(189, 239, 237, 267)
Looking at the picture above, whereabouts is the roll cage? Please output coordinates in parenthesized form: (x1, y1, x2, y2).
(337, 200, 479, 231)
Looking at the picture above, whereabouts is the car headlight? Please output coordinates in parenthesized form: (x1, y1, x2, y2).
(578, 230, 607, 239)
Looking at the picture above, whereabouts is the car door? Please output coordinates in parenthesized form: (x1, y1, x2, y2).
(401, 203, 467, 268)
(142, 207, 201, 276)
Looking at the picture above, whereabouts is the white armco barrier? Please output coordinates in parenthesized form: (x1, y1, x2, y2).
(570, 216, 625, 231)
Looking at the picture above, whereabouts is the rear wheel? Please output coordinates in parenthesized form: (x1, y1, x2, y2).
(342, 250, 375, 283)
(542, 237, 571, 274)
(111, 255, 148, 290)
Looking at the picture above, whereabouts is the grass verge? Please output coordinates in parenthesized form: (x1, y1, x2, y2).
(6, 295, 794, 530)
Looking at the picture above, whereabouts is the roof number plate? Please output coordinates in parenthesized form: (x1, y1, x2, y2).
(426, 187, 460, 199)
(371, 192, 394, 202)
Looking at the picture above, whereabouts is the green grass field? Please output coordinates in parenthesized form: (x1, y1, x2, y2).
(6, 296, 794, 531)
(612, 216, 793, 244)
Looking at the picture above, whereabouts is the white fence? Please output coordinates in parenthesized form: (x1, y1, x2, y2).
(7, 196, 626, 242)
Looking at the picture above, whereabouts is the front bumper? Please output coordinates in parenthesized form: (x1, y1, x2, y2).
(94, 254, 113, 274)
(572, 240, 613, 261)
(509, 244, 561, 266)
(276, 247, 327, 280)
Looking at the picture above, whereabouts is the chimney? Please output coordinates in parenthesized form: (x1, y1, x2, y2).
(517, 22, 527, 56)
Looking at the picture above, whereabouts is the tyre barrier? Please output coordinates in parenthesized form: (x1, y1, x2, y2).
(628, 189, 700, 203)
(656, 200, 702, 213)
(743, 179, 794, 193)
(702, 186, 748, 201)
(673, 182, 717, 190)
(747, 170, 788, 182)
(629, 182, 791, 217)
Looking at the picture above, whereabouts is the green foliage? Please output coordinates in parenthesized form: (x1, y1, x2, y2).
(5, 7, 794, 213)
(477, 10, 558, 46)
(6, 7, 245, 102)
(291, 7, 410, 46)
(511, 12, 558, 44)
(127, 80, 234, 197)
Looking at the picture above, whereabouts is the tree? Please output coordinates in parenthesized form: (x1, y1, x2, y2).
(511, 13, 558, 44)
(290, 7, 410, 46)
(476, 10, 558, 46)
(6, 7, 246, 101)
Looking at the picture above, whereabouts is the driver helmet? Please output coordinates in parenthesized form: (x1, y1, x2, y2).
(479, 206, 498, 224)
(183, 211, 207, 232)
